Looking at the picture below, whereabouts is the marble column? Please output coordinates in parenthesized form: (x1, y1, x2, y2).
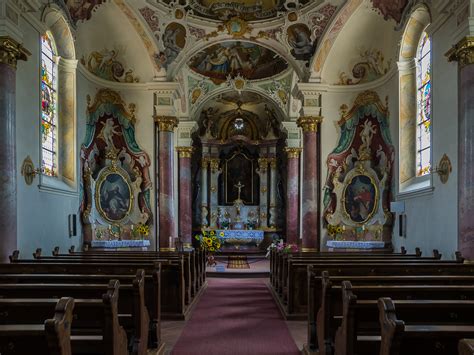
(258, 157, 269, 229)
(200, 157, 209, 227)
(176, 147, 194, 248)
(297, 116, 323, 252)
(285, 148, 301, 244)
(447, 37, 474, 260)
(155, 116, 178, 251)
(209, 158, 221, 228)
(268, 157, 278, 228)
(0, 37, 29, 262)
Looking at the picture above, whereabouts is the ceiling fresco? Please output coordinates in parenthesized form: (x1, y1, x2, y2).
(188, 42, 289, 84)
(160, 0, 311, 21)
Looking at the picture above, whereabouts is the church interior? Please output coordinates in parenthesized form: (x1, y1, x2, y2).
(0, 0, 474, 354)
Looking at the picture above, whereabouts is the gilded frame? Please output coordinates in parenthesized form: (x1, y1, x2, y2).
(95, 165, 134, 224)
(341, 173, 379, 225)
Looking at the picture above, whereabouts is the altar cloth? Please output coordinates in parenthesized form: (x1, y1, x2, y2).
(91, 239, 151, 248)
(326, 240, 385, 249)
(217, 230, 264, 247)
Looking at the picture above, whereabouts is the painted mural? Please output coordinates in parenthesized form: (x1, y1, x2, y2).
(80, 89, 153, 243)
(162, 23, 187, 69)
(66, 0, 106, 23)
(81, 48, 139, 82)
(287, 24, 315, 61)
(370, 0, 409, 23)
(337, 48, 392, 85)
(323, 91, 395, 245)
(189, 42, 288, 84)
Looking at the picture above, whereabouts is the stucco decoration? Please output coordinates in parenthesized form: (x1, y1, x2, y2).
(81, 48, 139, 82)
(66, 0, 107, 24)
(323, 91, 394, 246)
(160, 0, 311, 21)
(80, 89, 153, 243)
(336, 48, 391, 85)
(188, 42, 289, 84)
(287, 24, 315, 61)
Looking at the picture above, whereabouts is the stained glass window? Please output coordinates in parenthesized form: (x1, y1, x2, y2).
(416, 31, 431, 176)
(41, 32, 58, 177)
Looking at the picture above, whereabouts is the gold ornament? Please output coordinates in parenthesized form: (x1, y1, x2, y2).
(297, 116, 323, 132)
(176, 147, 194, 158)
(155, 116, 178, 131)
(285, 147, 302, 158)
(446, 36, 474, 69)
(0, 36, 30, 70)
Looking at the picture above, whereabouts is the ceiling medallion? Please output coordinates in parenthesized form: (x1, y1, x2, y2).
(227, 74, 248, 94)
(224, 16, 251, 38)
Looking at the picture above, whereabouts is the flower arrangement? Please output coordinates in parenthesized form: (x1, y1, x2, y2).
(327, 224, 344, 239)
(195, 229, 225, 253)
(132, 223, 150, 239)
(266, 239, 298, 257)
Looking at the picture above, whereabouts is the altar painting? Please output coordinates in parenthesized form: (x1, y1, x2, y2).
(224, 152, 257, 205)
(343, 174, 378, 224)
(97, 171, 132, 222)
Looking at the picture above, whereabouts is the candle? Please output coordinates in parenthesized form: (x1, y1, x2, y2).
(169, 236, 173, 248)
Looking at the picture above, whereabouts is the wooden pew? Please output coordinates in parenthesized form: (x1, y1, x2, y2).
(378, 297, 474, 355)
(281, 259, 472, 318)
(46, 249, 202, 299)
(0, 280, 128, 355)
(333, 281, 474, 355)
(0, 270, 150, 355)
(0, 260, 187, 321)
(19, 250, 195, 308)
(0, 297, 74, 355)
(305, 271, 474, 354)
(459, 339, 474, 355)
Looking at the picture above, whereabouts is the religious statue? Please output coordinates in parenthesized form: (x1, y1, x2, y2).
(234, 181, 244, 201)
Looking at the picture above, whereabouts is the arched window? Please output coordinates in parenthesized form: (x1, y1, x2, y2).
(398, 5, 431, 194)
(41, 32, 58, 177)
(415, 32, 431, 176)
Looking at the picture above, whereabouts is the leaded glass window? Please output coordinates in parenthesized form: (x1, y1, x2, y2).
(41, 32, 58, 177)
(416, 31, 431, 176)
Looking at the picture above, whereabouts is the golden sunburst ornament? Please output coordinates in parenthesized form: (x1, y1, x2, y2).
(224, 16, 251, 38)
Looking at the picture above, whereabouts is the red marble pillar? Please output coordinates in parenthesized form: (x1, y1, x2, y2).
(297, 116, 323, 252)
(285, 148, 301, 244)
(448, 38, 474, 260)
(0, 38, 29, 262)
(176, 147, 193, 248)
(155, 116, 178, 251)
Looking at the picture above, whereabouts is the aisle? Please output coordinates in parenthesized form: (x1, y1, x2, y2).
(171, 278, 300, 355)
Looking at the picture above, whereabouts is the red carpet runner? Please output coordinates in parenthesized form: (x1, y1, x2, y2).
(172, 278, 300, 355)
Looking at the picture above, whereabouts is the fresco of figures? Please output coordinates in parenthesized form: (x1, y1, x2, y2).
(189, 42, 288, 83)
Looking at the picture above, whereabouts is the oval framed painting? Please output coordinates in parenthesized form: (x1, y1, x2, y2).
(95, 169, 133, 223)
(342, 174, 378, 224)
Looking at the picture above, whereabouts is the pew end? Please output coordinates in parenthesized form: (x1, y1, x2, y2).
(69, 245, 75, 254)
(415, 247, 422, 257)
(459, 339, 474, 355)
(432, 249, 442, 259)
(9, 250, 19, 262)
(52, 246, 60, 256)
(44, 297, 75, 355)
(33, 248, 42, 259)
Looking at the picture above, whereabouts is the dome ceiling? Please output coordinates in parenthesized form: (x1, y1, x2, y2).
(188, 42, 289, 83)
(160, 0, 312, 21)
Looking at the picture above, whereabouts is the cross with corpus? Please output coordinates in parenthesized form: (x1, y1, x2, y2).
(234, 181, 244, 200)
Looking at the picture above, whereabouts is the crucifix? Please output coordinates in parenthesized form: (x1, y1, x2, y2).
(234, 181, 244, 201)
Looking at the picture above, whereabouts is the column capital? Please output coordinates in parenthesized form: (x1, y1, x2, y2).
(297, 116, 323, 132)
(209, 158, 220, 173)
(155, 115, 178, 132)
(0, 36, 29, 69)
(268, 157, 277, 169)
(258, 157, 269, 173)
(285, 147, 302, 158)
(446, 36, 474, 69)
(201, 157, 209, 169)
(176, 146, 194, 158)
